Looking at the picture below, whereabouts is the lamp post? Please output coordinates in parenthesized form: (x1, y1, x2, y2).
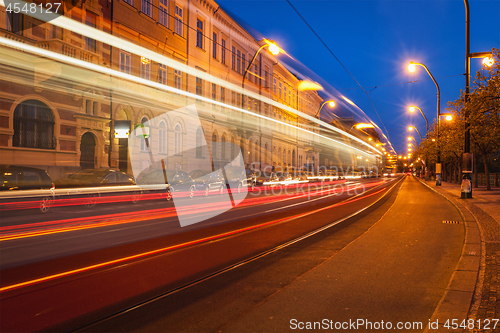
(409, 105, 429, 137)
(315, 100, 336, 119)
(408, 126, 422, 141)
(242, 40, 279, 109)
(408, 136, 419, 145)
(461, 0, 495, 198)
(408, 61, 442, 185)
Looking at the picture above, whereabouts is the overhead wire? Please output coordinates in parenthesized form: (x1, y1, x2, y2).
(286, 0, 392, 143)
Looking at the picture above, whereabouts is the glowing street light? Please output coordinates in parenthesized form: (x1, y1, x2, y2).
(408, 126, 422, 141)
(408, 60, 442, 185)
(408, 105, 429, 137)
(315, 100, 336, 119)
(242, 40, 280, 108)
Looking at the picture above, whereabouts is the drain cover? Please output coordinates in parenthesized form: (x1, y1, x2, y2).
(442, 220, 462, 224)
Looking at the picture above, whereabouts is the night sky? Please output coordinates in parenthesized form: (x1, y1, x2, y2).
(217, 0, 500, 156)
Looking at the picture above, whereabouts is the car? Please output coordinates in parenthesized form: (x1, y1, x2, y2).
(54, 169, 136, 188)
(224, 166, 256, 192)
(0, 165, 55, 213)
(1, 165, 54, 191)
(189, 169, 225, 196)
(136, 168, 196, 199)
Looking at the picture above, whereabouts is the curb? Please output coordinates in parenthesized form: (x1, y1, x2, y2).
(417, 178, 480, 333)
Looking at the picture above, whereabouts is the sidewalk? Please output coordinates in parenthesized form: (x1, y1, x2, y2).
(418, 178, 500, 332)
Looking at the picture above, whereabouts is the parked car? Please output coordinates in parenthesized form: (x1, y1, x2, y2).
(54, 169, 136, 188)
(1, 165, 54, 191)
(0, 165, 54, 213)
(136, 168, 196, 199)
(224, 166, 256, 192)
(54, 169, 138, 207)
(189, 169, 225, 196)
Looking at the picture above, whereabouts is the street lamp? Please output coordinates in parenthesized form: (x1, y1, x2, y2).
(408, 136, 419, 144)
(408, 61, 442, 186)
(408, 126, 422, 141)
(462, 0, 496, 198)
(315, 100, 336, 119)
(242, 40, 279, 109)
(409, 105, 429, 137)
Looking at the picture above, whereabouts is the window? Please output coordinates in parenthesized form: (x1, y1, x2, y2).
(174, 123, 182, 154)
(273, 78, 276, 94)
(212, 32, 217, 59)
(13, 100, 55, 149)
(123, 0, 132, 5)
(231, 91, 235, 106)
(289, 89, 291, 105)
(50, 24, 62, 39)
(284, 86, 287, 103)
(159, 121, 167, 154)
(174, 69, 182, 89)
(196, 77, 203, 96)
(196, 19, 203, 49)
(141, 0, 152, 17)
(6, 11, 21, 34)
(158, 64, 167, 84)
(120, 51, 131, 74)
(85, 100, 98, 115)
(141, 57, 151, 80)
(159, 0, 168, 26)
(140, 116, 149, 151)
(196, 127, 203, 157)
(242, 54, 246, 74)
(221, 39, 226, 64)
(175, 6, 183, 36)
(211, 132, 217, 160)
(279, 82, 282, 99)
(220, 87, 225, 104)
(236, 50, 241, 73)
(254, 64, 258, 84)
(265, 67, 269, 89)
(232, 46, 236, 70)
(231, 138, 236, 160)
(85, 11, 97, 53)
(221, 134, 226, 160)
(212, 83, 216, 100)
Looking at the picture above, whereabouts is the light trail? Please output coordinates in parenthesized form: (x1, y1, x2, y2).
(0, 0, 385, 157)
(0, 186, 387, 294)
(0, 180, 385, 242)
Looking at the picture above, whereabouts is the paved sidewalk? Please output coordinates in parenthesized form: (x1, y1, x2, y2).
(418, 178, 500, 332)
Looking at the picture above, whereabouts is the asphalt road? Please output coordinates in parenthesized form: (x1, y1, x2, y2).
(0, 177, 399, 332)
(80, 176, 465, 333)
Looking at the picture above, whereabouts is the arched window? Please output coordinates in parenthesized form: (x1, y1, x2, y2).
(231, 137, 236, 160)
(140, 116, 149, 151)
(211, 132, 217, 160)
(13, 100, 55, 149)
(174, 123, 182, 154)
(221, 134, 226, 160)
(196, 127, 203, 157)
(278, 148, 281, 165)
(248, 139, 253, 162)
(254, 141, 258, 163)
(264, 143, 268, 163)
(159, 121, 167, 154)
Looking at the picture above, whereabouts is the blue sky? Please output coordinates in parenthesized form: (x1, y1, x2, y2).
(217, 0, 500, 155)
